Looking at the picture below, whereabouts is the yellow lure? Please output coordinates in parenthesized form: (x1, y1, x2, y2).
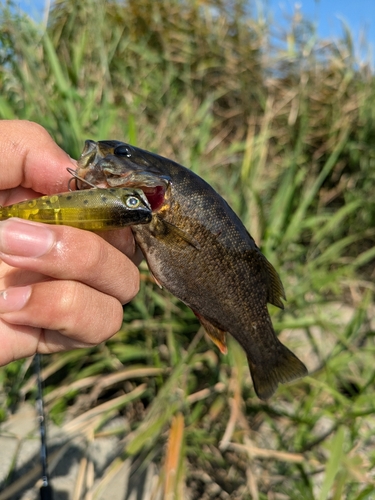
(0, 188, 152, 230)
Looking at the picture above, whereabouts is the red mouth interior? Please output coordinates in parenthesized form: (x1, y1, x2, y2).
(141, 185, 165, 211)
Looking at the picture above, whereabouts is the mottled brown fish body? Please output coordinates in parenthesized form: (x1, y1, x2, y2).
(75, 140, 307, 399)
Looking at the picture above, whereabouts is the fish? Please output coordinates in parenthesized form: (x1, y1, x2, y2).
(74, 139, 307, 400)
(0, 187, 152, 230)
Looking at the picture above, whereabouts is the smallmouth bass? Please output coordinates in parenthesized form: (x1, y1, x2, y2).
(74, 140, 307, 400)
(0, 188, 152, 230)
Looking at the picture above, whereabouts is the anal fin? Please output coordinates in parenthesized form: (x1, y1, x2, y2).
(193, 311, 228, 354)
(150, 271, 163, 289)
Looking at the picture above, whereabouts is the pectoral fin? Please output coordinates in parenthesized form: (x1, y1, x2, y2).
(154, 217, 201, 250)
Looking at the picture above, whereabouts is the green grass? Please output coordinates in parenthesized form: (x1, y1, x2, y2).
(0, 1, 375, 498)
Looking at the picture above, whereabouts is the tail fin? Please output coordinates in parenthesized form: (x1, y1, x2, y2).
(247, 344, 307, 400)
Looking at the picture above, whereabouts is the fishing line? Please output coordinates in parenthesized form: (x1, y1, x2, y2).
(35, 353, 54, 500)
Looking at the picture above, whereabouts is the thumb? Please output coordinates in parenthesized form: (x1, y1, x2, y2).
(0, 120, 76, 194)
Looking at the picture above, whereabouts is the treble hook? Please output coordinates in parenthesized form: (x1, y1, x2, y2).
(66, 167, 97, 191)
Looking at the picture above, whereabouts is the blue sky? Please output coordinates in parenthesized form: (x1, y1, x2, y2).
(266, 0, 374, 64)
(12, 0, 375, 64)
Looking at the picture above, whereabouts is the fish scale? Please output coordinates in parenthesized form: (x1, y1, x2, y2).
(75, 139, 307, 400)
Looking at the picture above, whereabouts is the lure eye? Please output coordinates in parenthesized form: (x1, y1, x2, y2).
(114, 145, 132, 158)
(125, 196, 140, 208)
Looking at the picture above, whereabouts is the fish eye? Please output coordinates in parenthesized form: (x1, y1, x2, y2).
(114, 145, 132, 158)
(125, 196, 140, 208)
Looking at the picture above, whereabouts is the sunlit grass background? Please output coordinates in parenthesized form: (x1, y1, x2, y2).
(0, 0, 375, 498)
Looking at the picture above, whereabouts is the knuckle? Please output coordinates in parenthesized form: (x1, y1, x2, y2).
(82, 236, 110, 274)
(54, 282, 123, 342)
(8, 122, 53, 167)
(125, 265, 140, 301)
(102, 299, 124, 339)
(53, 281, 82, 323)
(54, 229, 141, 304)
(24, 121, 49, 137)
(73, 232, 141, 303)
(25, 280, 126, 346)
(23, 122, 53, 151)
(62, 233, 109, 278)
(78, 296, 124, 345)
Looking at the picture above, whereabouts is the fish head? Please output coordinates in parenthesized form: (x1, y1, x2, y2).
(75, 140, 171, 212)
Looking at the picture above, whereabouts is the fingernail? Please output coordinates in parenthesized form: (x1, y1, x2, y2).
(0, 219, 55, 257)
(0, 286, 32, 313)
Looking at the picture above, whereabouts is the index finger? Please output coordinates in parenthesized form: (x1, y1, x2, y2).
(0, 120, 74, 194)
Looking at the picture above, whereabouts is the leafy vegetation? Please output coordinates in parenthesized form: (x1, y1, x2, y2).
(0, 0, 374, 498)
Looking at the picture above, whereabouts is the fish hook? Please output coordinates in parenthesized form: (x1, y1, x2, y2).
(66, 167, 97, 191)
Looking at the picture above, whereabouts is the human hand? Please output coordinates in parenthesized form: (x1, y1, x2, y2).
(0, 121, 141, 365)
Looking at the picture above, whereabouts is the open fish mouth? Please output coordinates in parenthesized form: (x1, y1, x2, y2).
(137, 185, 166, 212)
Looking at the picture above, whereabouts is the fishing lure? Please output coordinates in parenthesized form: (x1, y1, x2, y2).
(0, 187, 152, 230)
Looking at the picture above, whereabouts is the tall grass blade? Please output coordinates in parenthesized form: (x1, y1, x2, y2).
(318, 426, 345, 500)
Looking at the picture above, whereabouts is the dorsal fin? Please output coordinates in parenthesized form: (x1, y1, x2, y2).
(260, 253, 286, 309)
